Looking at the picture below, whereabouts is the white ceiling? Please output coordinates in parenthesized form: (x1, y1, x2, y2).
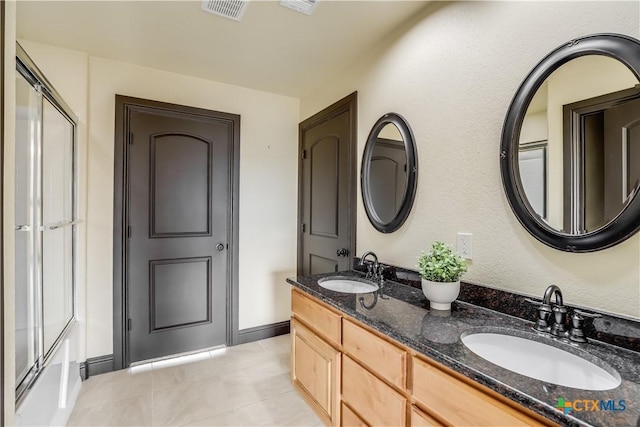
(17, 1, 429, 97)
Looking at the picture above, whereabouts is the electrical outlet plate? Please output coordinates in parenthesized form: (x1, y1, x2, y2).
(457, 233, 472, 259)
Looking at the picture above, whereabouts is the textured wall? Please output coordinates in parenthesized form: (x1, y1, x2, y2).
(301, 1, 640, 318)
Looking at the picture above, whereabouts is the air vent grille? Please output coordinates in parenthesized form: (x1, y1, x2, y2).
(201, 0, 249, 21)
(280, 0, 318, 16)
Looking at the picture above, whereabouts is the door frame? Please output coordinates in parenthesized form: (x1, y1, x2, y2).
(562, 85, 640, 233)
(297, 92, 357, 275)
(113, 95, 240, 370)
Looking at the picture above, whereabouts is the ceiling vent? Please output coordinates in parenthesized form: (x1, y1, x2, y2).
(201, 0, 249, 21)
(280, 0, 318, 16)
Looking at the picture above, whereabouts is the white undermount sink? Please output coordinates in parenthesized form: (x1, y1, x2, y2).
(461, 331, 621, 391)
(318, 276, 379, 294)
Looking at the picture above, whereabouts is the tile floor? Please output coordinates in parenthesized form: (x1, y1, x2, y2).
(66, 334, 323, 426)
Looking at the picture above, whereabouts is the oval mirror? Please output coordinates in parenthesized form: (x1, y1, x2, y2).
(501, 33, 640, 252)
(362, 113, 418, 233)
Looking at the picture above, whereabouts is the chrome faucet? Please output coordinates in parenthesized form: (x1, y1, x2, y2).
(359, 251, 379, 280)
(358, 251, 388, 300)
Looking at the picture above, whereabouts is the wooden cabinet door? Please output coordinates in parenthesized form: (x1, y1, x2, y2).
(291, 318, 340, 426)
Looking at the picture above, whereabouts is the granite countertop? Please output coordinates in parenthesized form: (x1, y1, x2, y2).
(287, 271, 640, 427)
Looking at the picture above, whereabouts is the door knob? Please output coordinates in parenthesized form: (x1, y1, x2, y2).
(216, 243, 225, 251)
(336, 248, 350, 257)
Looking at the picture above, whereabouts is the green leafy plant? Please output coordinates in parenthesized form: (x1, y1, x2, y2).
(418, 241, 468, 283)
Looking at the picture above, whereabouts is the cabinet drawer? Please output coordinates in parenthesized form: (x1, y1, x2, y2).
(292, 289, 341, 346)
(412, 356, 545, 426)
(341, 403, 368, 427)
(343, 319, 406, 390)
(411, 406, 443, 427)
(342, 356, 406, 427)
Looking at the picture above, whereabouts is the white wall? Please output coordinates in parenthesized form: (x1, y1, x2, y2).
(17, 44, 300, 358)
(520, 111, 547, 145)
(301, 1, 640, 319)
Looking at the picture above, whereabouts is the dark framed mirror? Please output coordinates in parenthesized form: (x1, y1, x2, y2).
(501, 33, 640, 252)
(362, 113, 418, 233)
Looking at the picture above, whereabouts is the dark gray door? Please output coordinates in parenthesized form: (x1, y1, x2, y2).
(604, 97, 640, 222)
(299, 94, 356, 275)
(127, 108, 230, 363)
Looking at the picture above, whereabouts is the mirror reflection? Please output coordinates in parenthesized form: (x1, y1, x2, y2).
(369, 123, 407, 224)
(362, 112, 417, 233)
(518, 55, 640, 234)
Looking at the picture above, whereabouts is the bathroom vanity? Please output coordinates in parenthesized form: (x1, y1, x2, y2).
(288, 272, 640, 427)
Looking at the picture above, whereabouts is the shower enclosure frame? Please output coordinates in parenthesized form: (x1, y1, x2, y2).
(14, 43, 78, 405)
(1, 2, 6, 424)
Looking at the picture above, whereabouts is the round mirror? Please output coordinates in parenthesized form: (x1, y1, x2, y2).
(362, 113, 418, 233)
(501, 34, 640, 252)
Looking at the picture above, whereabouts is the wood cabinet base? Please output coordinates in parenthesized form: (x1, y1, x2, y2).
(291, 318, 340, 426)
(291, 288, 555, 427)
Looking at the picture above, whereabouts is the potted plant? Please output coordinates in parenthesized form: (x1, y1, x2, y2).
(417, 241, 468, 310)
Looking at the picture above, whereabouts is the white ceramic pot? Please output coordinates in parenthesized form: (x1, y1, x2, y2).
(421, 278, 460, 311)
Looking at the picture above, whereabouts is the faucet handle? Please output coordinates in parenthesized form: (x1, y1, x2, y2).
(572, 309, 601, 319)
(375, 265, 390, 299)
(551, 304, 569, 337)
(529, 300, 553, 332)
(365, 263, 374, 279)
(568, 309, 600, 343)
(525, 298, 552, 331)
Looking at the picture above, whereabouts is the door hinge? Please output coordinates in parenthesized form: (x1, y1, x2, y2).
(127, 319, 132, 331)
(302, 150, 307, 160)
(128, 131, 134, 145)
(301, 223, 306, 233)
(127, 226, 132, 238)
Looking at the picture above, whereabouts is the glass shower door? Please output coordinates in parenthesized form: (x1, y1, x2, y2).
(14, 72, 41, 388)
(41, 98, 75, 357)
(14, 47, 77, 402)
